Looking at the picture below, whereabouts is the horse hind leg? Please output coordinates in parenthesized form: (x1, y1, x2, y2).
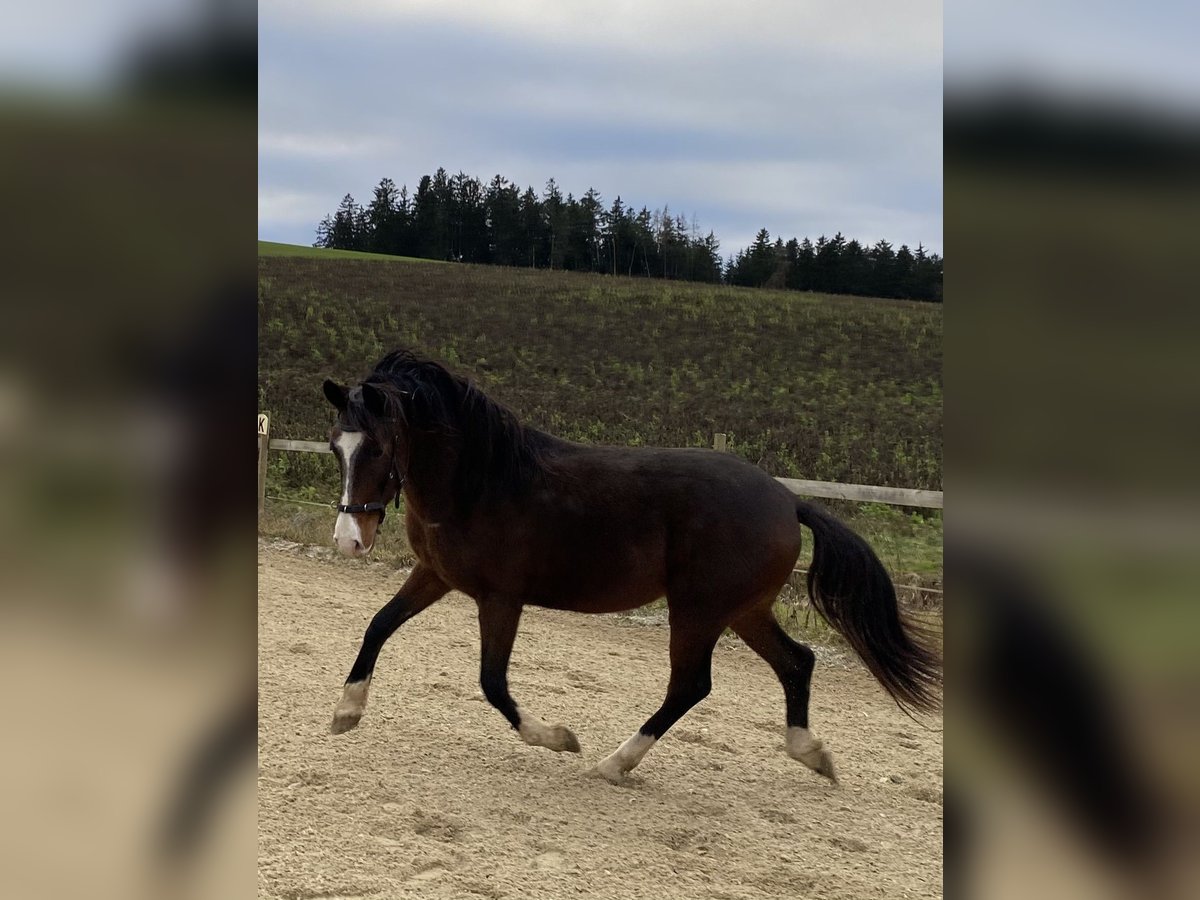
(731, 605, 837, 782)
(477, 598, 581, 753)
(588, 617, 721, 784)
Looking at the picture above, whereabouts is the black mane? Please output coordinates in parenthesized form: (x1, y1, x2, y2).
(357, 350, 549, 508)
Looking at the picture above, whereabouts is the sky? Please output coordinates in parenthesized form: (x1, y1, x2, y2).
(259, 0, 944, 257)
(4, 1, 1195, 263)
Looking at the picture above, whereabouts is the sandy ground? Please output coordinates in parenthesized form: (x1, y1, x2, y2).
(259, 541, 943, 900)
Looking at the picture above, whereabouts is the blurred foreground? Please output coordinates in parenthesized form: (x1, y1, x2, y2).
(946, 14, 1200, 895)
(0, 2, 256, 897)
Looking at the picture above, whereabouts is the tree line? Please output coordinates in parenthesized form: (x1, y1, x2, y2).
(725, 229, 942, 301)
(315, 167, 942, 302)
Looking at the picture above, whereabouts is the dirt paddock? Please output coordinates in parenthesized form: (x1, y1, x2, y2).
(259, 541, 943, 899)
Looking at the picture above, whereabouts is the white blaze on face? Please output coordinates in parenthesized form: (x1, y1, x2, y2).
(333, 431, 366, 555)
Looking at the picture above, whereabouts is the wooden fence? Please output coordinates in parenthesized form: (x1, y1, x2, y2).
(259, 424, 942, 512)
(258, 423, 943, 602)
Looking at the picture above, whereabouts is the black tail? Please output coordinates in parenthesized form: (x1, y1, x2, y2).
(796, 499, 942, 714)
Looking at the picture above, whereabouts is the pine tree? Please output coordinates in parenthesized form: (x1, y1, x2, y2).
(869, 239, 896, 297)
(747, 228, 774, 286)
(450, 171, 487, 263)
(543, 178, 567, 269)
(571, 187, 602, 272)
(700, 231, 723, 283)
(315, 193, 366, 251)
(913, 243, 942, 302)
(842, 239, 869, 296)
(365, 178, 400, 254)
(603, 196, 630, 277)
(894, 245, 916, 299)
(485, 175, 521, 266)
(519, 186, 543, 267)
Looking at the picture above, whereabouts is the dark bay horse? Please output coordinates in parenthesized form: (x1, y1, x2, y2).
(324, 350, 940, 783)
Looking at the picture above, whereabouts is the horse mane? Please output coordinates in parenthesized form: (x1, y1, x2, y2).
(359, 349, 549, 508)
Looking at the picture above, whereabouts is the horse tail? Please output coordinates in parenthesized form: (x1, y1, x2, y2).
(796, 499, 942, 714)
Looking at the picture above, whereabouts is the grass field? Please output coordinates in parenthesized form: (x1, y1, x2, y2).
(259, 257, 941, 484)
(258, 240, 435, 263)
(258, 249, 942, 603)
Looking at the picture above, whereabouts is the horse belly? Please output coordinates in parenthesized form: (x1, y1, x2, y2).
(525, 538, 666, 613)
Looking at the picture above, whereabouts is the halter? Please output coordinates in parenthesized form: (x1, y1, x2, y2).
(334, 435, 405, 523)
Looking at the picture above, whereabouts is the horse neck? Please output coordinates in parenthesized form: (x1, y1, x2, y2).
(401, 429, 464, 523)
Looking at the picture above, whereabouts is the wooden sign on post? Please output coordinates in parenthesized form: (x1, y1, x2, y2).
(257, 414, 270, 515)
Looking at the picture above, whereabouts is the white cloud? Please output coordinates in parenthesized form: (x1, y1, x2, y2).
(265, 0, 941, 67)
(259, 131, 404, 160)
(258, 189, 330, 228)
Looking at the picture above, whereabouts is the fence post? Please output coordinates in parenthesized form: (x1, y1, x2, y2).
(713, 432, 727, 452)
(258, 414, 270, 515)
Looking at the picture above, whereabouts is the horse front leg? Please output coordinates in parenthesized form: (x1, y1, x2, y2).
(331, 563, 450, 734)
(477, 597, 581, 753)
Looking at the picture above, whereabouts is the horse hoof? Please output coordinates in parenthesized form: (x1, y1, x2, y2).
(808, 749, 838, 783)
(331, 681, 370, 735)
(584, 763, 628, 785)
(552, 725, 582, 754)
(787, 730, 838, 783)
(519, 718, 582, 753)
(793, 745, 838, 783)
(330, 709, 362, 734)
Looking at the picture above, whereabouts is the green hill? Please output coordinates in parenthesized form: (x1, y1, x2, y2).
(258, 240, 433, 263)
(259, 254, 941, 495)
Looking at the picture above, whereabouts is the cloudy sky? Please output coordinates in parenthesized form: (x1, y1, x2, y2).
(259, 1, 943, 256)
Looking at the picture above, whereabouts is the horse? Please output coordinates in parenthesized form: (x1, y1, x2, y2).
(323, 350, 940, 783)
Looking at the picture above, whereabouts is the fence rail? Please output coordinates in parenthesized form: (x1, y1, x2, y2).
(259, 424, 943, 511)
(269, 438, 331, 454)
(775, 478, 941, 509)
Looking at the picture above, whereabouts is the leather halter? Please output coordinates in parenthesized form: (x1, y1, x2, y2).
(334, 435, 405, 523)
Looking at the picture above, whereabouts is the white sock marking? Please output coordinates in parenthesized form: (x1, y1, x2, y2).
(595, 731, 657, 779)
(516, 706, 554, 746)
(340, 678, 371, 713)
(786, 725, 837, 780)
(331, 678, 372, 733)
(786, 726, 819, 756)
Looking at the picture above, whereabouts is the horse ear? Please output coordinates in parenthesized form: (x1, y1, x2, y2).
(323, 379, 348, 411)
(361, 382, 388, 417)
